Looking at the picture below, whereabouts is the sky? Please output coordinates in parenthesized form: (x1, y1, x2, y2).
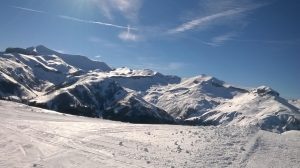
(0, 0, 299, 98)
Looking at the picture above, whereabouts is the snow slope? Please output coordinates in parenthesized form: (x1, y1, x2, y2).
(145, 76, 300, 132)
(1, 46, 112, 94)
(187, 86, 300, 132)
(144, 75, 247, 119)
(1, 49, 80, 91)
(101, 67, 181, 92)
(30, 73, 174, 124)
(27, 45, 112, 72)
(289, 99, 300, 110)
(0, 72, 36, 101)
(0, 100, 299, 168)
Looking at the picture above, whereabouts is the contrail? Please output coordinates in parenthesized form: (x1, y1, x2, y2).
(11, 6, 137, 31)
(58, 15, 137, 30)
(11, 6, 46, 14)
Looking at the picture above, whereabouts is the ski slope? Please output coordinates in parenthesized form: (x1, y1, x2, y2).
(0, 100, 299, 168)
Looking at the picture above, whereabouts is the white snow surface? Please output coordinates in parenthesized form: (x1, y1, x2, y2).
(0, 50, 79, 91)
(0, 100, 299, 168)
(289, 99, 300, 109)
(30, 73, 174, 123)
(0, 72, 36, 100)
(188, 91, 300, 132)
(144, 76, 300, 132)
(144, 75, 247, 118)
(108, 67, 158, 77)
(28, 45, 112, 72)
(98, 67, 181, 92)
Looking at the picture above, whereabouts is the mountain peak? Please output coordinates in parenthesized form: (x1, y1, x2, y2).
(5, 47, 38, 56)
(182, 75, 225, 87)
(252, 85, 280, 97)
(26, 45, 59, 55)
(27, 45, 112, 72)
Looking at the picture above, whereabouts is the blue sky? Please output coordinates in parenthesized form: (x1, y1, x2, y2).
(0, 0, 299, 98)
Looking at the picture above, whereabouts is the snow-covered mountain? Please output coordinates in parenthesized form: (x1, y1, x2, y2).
(0, 46, 175, 124)
(27, 45, 112, 72)
(0, 45, 299, 132)
(185, 86, 300, 132)
(144, 75, 247, 119)
(289, 99, 300, 109)
(30, 73, 174, 124)
(99, 67, 180, 92)
(144, 76, 300, 132)
(0, 71, 36, 100)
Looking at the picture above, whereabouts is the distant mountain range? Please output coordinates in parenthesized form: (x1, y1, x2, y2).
(0, 45, 299, 132)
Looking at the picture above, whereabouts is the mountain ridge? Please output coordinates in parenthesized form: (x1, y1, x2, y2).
(0, 45, 299, 132)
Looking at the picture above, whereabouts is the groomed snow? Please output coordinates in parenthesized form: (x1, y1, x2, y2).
(0, 100, 299, 168)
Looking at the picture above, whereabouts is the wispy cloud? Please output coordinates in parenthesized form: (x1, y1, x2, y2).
(12, 6, 137, 30)
(118, 25, 141, 41)
(94, 0, 143, 22)
(186, 35, 300, 47)
(12, 5, 140, 41)
(118, 31, 140, 41)
(168, 3, 265, 34)
(208, 32, 237, 46)
(166, 0, 271, 46)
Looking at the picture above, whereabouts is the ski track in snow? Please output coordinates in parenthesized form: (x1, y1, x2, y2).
(0, 100, 299, 168)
